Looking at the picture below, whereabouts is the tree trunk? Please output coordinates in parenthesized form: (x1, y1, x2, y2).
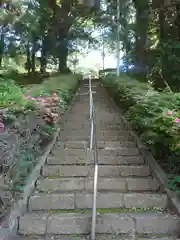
(40, 37, 47, 74)
(56, 0, 72, 73)
(58, 39, 69, 73)
(158, 0, 171, 88)
(31, 42, 36, 74)
(25, 43, 31, 75)
(0, 27, 5, 67)
(133, 0, 149, 76)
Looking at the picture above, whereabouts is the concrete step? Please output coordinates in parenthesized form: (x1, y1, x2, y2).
(68, 105, 90, 109)
(66, 120, 124, 125)
(43, 165, 151, 178)
(66, 119, 123, 125)
(28, 192, 168, 211)
(69, 115, 122, 121)
(65, 134, 133, 141)
(65, 130, 90, 136)
(18, 212, 180, 235)
(50, 148, 140, 159)
(65, 125, 125, 131)
(65, 130, 130, 136)
(98, 148, 140, 156)
(65, 124, 90, 130)
(15, 234, 178, 240)
(36, 177, 159, 193)
(63, 140, 136, 149)
(65, 119, 89, 124)
(47, 155, 144, 165)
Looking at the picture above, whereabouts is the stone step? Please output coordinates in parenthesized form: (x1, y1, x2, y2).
(43, 165, 151, 178)
(66, 120, 124, 125)
(65, 130, 130, 136)
(18, 212, 180, 235)
(70, 100, 89, 103)
(15, 234, 178, 240)
(98, 148, 140, 156)
(69, 115, 122, 120)
(63, 140, 136, 149)
(65, 125, 125, 131)
(65, 118, 88, 123)
(67, 119, 123, 124)
(50, 148, 140, 159)
(65, 135, 134, 141)
(71, 107, 112, 111)
(28, 192, 168, 211)
(64, 125, 89, 129)
(65, 130, 90, 136)
(47, 155, 144, 165)
(36, 177, 159, 193)
(69, 105, 89, 109)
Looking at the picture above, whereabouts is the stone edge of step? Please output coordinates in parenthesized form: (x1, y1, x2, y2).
(35, 176, 160, 193)
(42, 164, 151, 178)
(104, 85, 180, 218)
(7, 83, 81, 234)
(28, 192, 168, 211)
(12, 234, 179, 240)
(18, 211, 180, 235)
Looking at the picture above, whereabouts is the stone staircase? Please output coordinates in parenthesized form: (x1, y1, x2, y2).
(18, 81, 180, 239)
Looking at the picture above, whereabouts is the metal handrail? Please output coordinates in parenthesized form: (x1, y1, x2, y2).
(89, 77, 98, 240)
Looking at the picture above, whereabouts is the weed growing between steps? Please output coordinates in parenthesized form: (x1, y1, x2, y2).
(136, 233, 175, 238)
(0, 74, 81, 219)
(101, 74, 180, 193)
(47, 207, 165, 214)
(17, 233, 172, 239)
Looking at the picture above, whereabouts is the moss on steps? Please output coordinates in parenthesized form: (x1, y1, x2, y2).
(46, 207, 165, 214)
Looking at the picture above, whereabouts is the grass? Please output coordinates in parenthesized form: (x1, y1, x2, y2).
(0, 73, 80, 111)
(27, 74, 80, 108)
(0, 72, 81, 192)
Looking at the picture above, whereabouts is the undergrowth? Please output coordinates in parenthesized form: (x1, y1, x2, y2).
(102, 74, 180, 192)
(0, 73, 81, 192)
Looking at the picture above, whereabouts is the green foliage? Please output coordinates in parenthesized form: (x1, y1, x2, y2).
(0, 0, 103, 74)
(102, 75, 180, 192)
(11, 151, 36, 191)
(0, 77, 27, 108)
(168, 176, 180, 193)
(42, 125, 57, 139)
(28, 74, 80, 108)
(2, 74, 81, 192)
(0, 73, 80, 111)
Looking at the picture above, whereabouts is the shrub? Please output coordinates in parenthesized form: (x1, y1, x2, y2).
(0, 77, 27, 108)
(102, 75, 180, 191)
(0, 73, 81, 192)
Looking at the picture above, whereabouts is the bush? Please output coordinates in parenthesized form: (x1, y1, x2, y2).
(0, 73, 81, 192)
(0, 77, 27, 108)
(0, 73, 80, 109)
(102, 75, 180, 191)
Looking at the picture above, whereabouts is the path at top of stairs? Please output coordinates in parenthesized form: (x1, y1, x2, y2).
(17, 80, 180, 239)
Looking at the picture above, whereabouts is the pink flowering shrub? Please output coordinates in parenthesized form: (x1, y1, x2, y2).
(23, 91, 60, 125)
(103, 75, 180, 156)
(102, 75, 180, 191)
(126, 96, 180, 156)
